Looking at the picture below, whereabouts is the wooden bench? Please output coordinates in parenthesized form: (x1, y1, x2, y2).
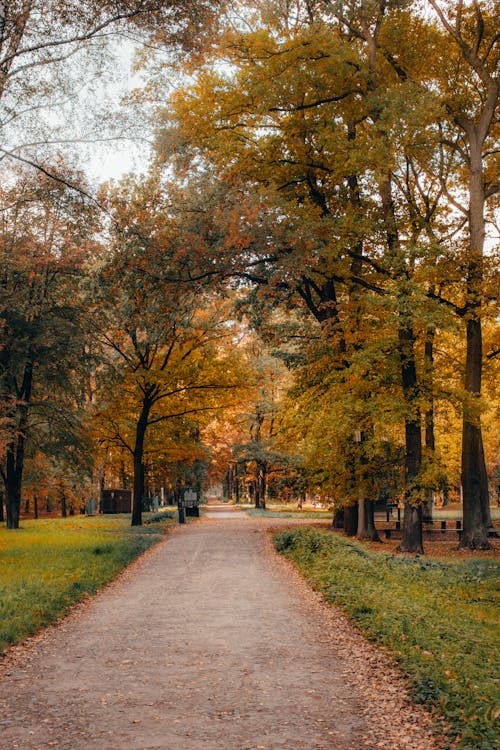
(383, 520, 463, 540)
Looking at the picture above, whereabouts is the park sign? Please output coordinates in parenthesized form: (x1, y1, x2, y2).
(180, 488, 199, 508)
(178, 488, 199, 523)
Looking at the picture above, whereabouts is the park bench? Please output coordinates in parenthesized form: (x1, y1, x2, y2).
(383, 520, 463, 540)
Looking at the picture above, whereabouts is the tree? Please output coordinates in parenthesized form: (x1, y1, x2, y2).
(230, 341, 290, 509)
(93, 177, 244, 525)
(350, 0, 499, 546)
(425, 0, 498, 548)
(0, 166, 98, 527)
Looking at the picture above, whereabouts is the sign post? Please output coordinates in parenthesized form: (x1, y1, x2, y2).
(178, 488, 199, 522)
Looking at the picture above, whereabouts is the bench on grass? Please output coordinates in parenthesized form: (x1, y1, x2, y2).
(383, 520, 463, 540)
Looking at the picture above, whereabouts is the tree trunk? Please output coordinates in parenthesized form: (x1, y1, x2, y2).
(460, 321, 490, 548)
(4, 359, 33, 529)
(423, 330, 435, 523)
(5, 491, 20, 528)
(460, 141, 490, 548)
(234, 463, 240, 504)
(5, 448, 21, 529)
(254, 461, 267, 509)
(429, 0, 498, 549)
(5, 444, 24, 529)
(132, 450, 145, 526)
(357, 498, 381, 541)
(344, 503, 358, 536)
(402, 502, 423, 553)
(399, 324, 424, 554)
(332, 507, 344, 529)
(461, 320, 490, 547)
(0, 491, 5, 522)
(131, 399, 152, 527)
(61, 493, 67, 518)
(33, 494, 38, 519)
(378, 169, 423, 553)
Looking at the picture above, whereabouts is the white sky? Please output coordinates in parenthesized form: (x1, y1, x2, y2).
(86, 139, 147, 184)
(80, 38, 154, 186)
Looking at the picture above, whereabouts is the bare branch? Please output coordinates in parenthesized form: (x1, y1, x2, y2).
(0, 149, 107, 213)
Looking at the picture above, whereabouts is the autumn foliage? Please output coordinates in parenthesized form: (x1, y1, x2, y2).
(0, 1, 498, 552)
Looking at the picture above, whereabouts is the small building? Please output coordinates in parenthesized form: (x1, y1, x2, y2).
(101, 489, 132, 514)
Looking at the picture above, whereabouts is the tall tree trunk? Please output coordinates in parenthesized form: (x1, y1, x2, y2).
(432, 12, 499, 545)
(131, 398, 152, 527)
(400, 325, 424, 554)
(252, 407, 266, 509)
(359, 11, 425, 553)
(461, 323, 490, 547)
(379, 174, 423, 554)
(423, 329, 435, 523)
(5, 447, 21, 529)
(460, 141, 491, 548)
(5, 412, 29, 529)
(0, 490, 4, 522)
(4, 359, 33, 529)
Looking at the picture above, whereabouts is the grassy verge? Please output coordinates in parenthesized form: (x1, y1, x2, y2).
(0, 513, 174, 655)
(246, 506, 331, 519)
(274, 527, 499, 750)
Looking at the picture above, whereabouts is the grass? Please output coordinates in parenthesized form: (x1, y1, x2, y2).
(274, 526, 499, 750)
(246, 503, 500, 522)
(0, 512, 174, 655)
(245, 504, 331, 519)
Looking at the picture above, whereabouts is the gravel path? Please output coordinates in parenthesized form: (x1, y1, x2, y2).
(0, 508, 443, 750)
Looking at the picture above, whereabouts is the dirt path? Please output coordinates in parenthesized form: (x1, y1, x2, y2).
(0, 510, 442, 750)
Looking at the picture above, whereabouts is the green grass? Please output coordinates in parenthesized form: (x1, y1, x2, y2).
(434, 508, 500, 521)
(246, 505, 330, 519)
(274, 527, 499, 750)
(0, 513, 173, 654)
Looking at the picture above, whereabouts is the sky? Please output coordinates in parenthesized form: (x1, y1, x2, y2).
(78, 38, 153, 186)
(86, 139, 146, 184)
